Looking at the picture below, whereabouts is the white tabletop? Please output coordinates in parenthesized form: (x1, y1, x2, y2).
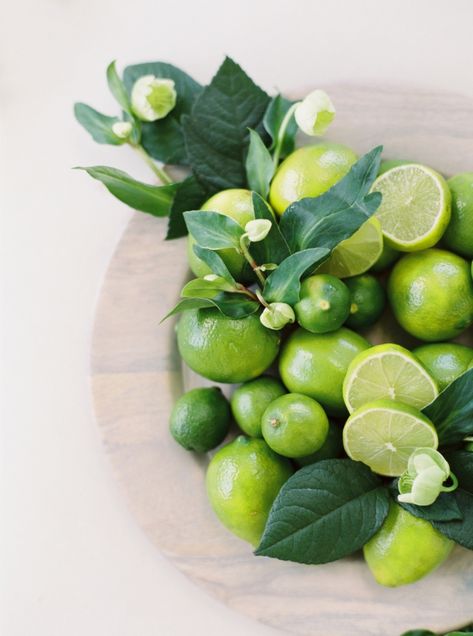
(3, 1, 473, 634)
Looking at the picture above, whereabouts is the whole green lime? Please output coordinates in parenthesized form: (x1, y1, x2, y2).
(279, 327, 370, 416)
(269, 143, 358, 216)
(177, 309, 280, 383)
(295, 420, 343, 466)
(206, 436, 293, 545)
(187, 189, 255, 282)
(388, 249, 473, 341)
(170, 387, 230, 452)
(370, 241, 399, 272)
(413, 342, 473, 391)
(231, 376, 286, 438)
(363, 503, 453, 587)
(443, 173, 473, 259)
(345, 274, 386, 329)
(261, 393, 329, 458)
(294, 274, 351, 333)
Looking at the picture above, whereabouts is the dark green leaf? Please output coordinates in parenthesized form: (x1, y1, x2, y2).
(395, 490, 463, 522)
(263, 248, 330, 304)
(181, 277, 236, 298)
(249, 192, 291, 265)
(106, 60, 132, 113)
(423, 368, 473, 445)
(76, 166, 176, 216)
(255, 459, 390, 564)
(161, 297, 215, 322)
(123, 62, 202, 164)
(263, 94, 298, 157)
(183, 56, 270, 191)
(444, 450, 473, 491)
(166, 175, 209, 240)
(74, 103, 123, 145)
(192, 246, 236, 285)
(184, 210, 244, 249)
(279, 146, 383, 252)
(245, 129, 274, 198)
(162, 293, 259, 322)
(401, 631, 435, 636)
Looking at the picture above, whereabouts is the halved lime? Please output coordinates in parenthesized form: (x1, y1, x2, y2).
(343, 399, 438, 476)
(315, 217, 383, 278)
(343, 343, 438, 414)
(372, 164, 451, 251)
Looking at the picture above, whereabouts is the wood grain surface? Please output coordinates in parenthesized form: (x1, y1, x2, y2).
(91, 84, 473, 635)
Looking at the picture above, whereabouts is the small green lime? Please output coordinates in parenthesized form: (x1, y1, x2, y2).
(345, 274, 386, 329)
(413, 342, 473, 391)
(206, 436, 293, 545)
(231, 376, 286, 438)
(261, 393, 329, 458)
(363, 503, 453, 587)
(177, 309, 280, 383)
(443, 173, 473, 259)
(370, 241, 399, 272)
(170, 387, 230, 452)
(294, 275, 350, 333)
(295, 421, 343, 467)
(279, 327, 370, 416)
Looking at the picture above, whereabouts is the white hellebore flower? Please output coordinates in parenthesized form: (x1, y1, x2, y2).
(260, 302, 295, 331)
(244, 219, 272, 242)
(295, 89, 335, 136)
(131, 75, 177, 122)
(112, 121, 133, 140)
(397, 448, 456, 507)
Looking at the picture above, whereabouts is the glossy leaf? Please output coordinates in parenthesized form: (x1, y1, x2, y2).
(162, 293, 259, 322)
(181, 277, 236, 298)
(166, 175, 209, 239)
(106, 60, 132, 113)
(192, 245, 236, 285)
(249, 192, 290, 265)
(263, 94, 298, 156)
(161, 297, 215, 322)
(394, 488, 463, 522)
(184, 210, 244, 250)
(74, 103, 123, 145)
(245, 129, 274, 198)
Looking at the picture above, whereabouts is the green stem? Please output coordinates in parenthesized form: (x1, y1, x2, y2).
(272, 102, 298, 169)
(239, 234, 266, 287)
(132, 144, 173, 185)
(441, 472, 459, 493)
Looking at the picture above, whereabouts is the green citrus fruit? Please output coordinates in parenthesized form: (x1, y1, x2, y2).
(261, 393, 329, 458)
(345, 274, 386, 329)
(388, 248, 473, 341)
(206, 436, 293, 545)
(413, 342, 473, 391)
(187, 189, 255, 282)
(370, 241, 400, 272)
(294, 274, 351, 333)
(177, 309, 280, 383)
(363, 503, 453, 587)
(443, 172, 473, 259)
(295, 421, 343, 467)
(170, 387, 230, 452)
(378, 159, 413, 176)
(230, 376, 286, 438)
(279, 327, 370, 416)
(269, 143, 358, 216)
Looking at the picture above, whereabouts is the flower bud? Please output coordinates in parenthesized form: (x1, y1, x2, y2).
(131, 75, 177, 122)
(112, 121, 133, 139)
(244, 219, 272, 242)
(260, 302, 295, 330)
(294, 89, 335, 136)
(397, 448, 455, 507)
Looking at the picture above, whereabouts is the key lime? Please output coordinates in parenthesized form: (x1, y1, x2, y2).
(364, 503, 453, 586)
(343, 399, 438, 477)
(372, 164, 451, 251)
(206, 436, 293, 545)
(443, 172, 473, 259)
(269, 142, 358, 216)
(413, 342, 473, 391)
(294, 274, 350, 333)
(231, 376, 286, 438)
(343, 343, 438, 414)
(170, 387, 230, 452)
(388, 248, 473, 341)
(261, 393, 329, 458)
(296, 421, 343, 467)
(344, 274, 386, 329)
(279, 327, 370, 416)
(370, 241, 399, 272)
(177, 309, 280, 383)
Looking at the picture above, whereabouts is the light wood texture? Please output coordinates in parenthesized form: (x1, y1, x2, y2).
(91, 85, 473, 635)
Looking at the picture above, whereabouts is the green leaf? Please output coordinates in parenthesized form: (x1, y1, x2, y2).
(393, 487, 463, 522)
(162, 293, 259, 322)
(184, 210, 244, 250)
(245, 129, 274, 198)
(263, 248, 330, 304)
(183, 56, 270, 192)
(74, 103, 123, 145)
(250, 192, 291, 265)
(161, 297, 215, 322)
(166, 175, 209, 240)
(263, 94, 298, 157)
(423, 368, 473, 445)
(279, 146, 383, 252)
(181, 277, 236, 298)
(106, 60, 132, 114)
(123, 62, 203, 165)
(255, 459, 390, 564)
(76, 166, 176, 216)
(192, 246, 236, 285)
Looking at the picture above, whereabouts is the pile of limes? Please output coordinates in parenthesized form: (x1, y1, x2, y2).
(169, 141, 473, 587)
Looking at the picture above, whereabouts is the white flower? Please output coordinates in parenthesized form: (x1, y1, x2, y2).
(260, 302, 295, 330)
(112, 121, 133, 139)
(244, 219, 272, 242)
(131, 75, 177, 122)
(397, 448, 454, 506)
(294, 89, 335, 136)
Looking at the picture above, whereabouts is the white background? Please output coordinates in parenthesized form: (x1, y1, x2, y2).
(3, 1, 473, 634)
